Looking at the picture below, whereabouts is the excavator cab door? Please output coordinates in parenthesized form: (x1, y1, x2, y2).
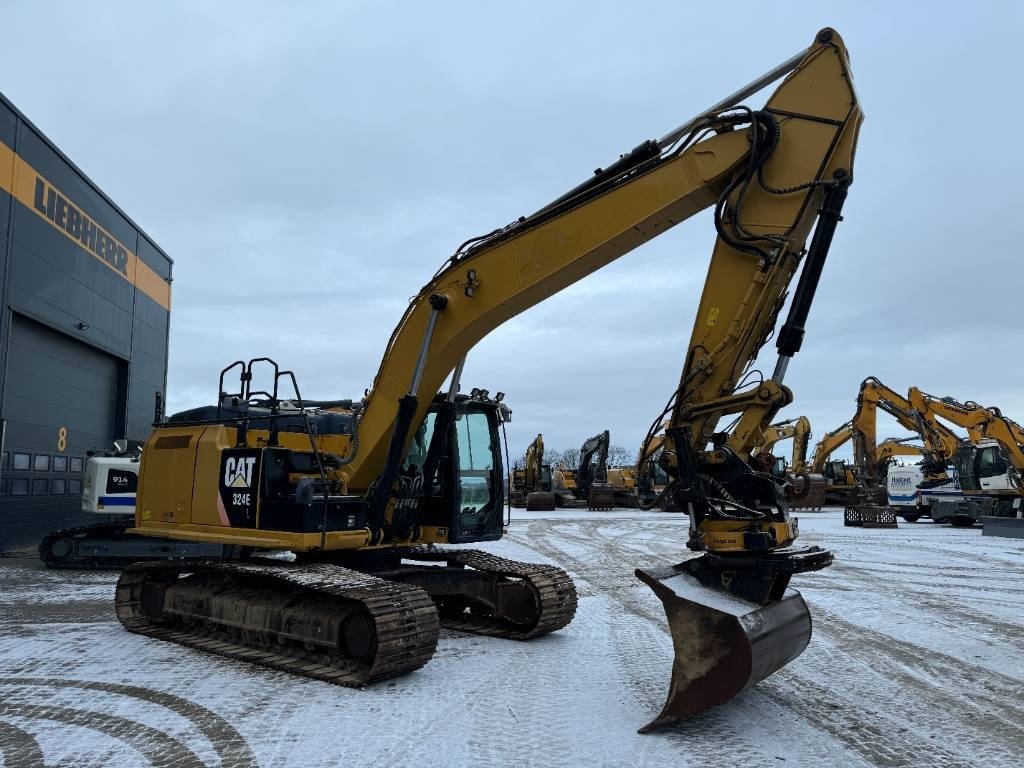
(976, 445, 1010, 491)
(403, 400, 504, 543)
(540, 465, 553, 492)
(450, 406, 504, 542)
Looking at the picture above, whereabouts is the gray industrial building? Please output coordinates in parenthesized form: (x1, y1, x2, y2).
(0, 92, 171, 551)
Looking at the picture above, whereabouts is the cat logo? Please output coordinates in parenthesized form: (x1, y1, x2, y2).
(224, 456, 257, 488)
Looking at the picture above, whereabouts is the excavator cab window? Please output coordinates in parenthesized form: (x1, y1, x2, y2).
(456, 410, 493, 512)
(824, 460, 847, 483)
(446, 402, 504, 543)
(771, 457, 787, 478)
(402, 412, 440, 495)
(409, 400, 503, 542)
(976, 446, 1008, 479)
(540, 465, 553, 492)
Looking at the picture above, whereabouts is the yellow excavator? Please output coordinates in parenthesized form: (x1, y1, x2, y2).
(844, 377, 924, 526)
(755, 416, 810, 468)
(509, 434, 558, 511)
(808, 421, 857, 504)
(907, 388, 1024, 523)
(753, 416, 827, 509)
(605, 465, 638, 504)
(115, 27, 861, 732)
(812, 377, 961, 523)
(575, 430, 618, 510)
(850, 378, 955, 490)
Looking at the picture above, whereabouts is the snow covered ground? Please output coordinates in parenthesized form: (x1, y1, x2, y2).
(1, 508, 1022, 767)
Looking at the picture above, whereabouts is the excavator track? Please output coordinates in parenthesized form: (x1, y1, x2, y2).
(40, 521, 134, 570)
(402, 548, 578, 639)
(115, 560, 440, 685)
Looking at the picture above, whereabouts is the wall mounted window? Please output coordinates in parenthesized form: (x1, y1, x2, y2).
(53, 456, 68, 472)
(0, 479, 6, 495)
(10, 478, 28, 496)
(13, 453, 30, 470)
(52, 478, 66, 495)
(32, 478, 49, 495)
(2, 452, 7, 468)
(68, 479, 82, 495)
(70, 458, 84, 473)
(34, 455, 50, 471)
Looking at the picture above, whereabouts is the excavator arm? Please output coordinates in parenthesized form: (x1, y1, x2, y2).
(908, 389, 1024, 490)
(756, 419, 798, 455)
(811, 421, 854, 473)
(343, 30, 861, 537)
(792, 415, 812, 472)
(754, 415, 810, 471)
(852, 377, 935, 486)
(524, 434, 545, 491)
(523, 433, 557, 510)
(906, 387, 975, 479)
(876, 437, 923, 463)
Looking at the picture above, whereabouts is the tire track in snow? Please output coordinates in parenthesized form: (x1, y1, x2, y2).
(463, 637, 575, 768)
(512, 519, 795, 767)
(0, 703, 206, 768)
(0, 720, 44, 768)
(822, 559, 1024, 646)
(514, 516, 1014, 766)
(763, 672, 976, 768)
(805, 606, 1024, 749)
(0, 678, 257, 768)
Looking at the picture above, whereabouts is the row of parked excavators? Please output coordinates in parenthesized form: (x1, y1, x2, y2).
(517, 375, 1024, 535)
(508, 430, 670, 511)
(808, 378, 1024, 531)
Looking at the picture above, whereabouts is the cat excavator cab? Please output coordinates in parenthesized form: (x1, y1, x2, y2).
(116, 27, 861, 732)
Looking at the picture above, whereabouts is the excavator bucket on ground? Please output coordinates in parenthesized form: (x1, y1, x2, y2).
(525, 491, 556, 511)
(587, 483, 617, 510)
(787, 472, 827, 510)
(634, 547, 832, 732)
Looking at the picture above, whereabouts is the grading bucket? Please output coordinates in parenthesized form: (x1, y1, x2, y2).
(635, 547, 831, 732)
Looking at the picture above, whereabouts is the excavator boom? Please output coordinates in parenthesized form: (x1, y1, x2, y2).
(636, 29, 860, 729)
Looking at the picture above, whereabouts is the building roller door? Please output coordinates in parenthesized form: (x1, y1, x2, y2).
(0, 314, 123, 550)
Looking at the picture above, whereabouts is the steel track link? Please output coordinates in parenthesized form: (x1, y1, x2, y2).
(115, 560, 440, 685)
(405, 548, 578, 639)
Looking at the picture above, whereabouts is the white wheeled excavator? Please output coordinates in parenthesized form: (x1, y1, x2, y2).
(114, 28, 861, 732)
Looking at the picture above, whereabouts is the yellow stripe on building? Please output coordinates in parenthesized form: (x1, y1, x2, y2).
(0, 142, 171, 310)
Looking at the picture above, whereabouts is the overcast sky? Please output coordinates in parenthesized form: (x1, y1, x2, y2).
(3, 1, 1023, 462)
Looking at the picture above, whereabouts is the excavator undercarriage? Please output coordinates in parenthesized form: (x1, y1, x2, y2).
(118, 547, 577, 685)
